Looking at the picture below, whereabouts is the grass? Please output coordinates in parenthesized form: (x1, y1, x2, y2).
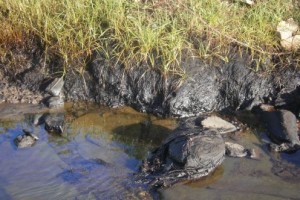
(0, 0, 299, 77)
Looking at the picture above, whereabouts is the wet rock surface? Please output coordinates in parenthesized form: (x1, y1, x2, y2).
(137, 117, 226, 188)
(44, 96, 64, 108)
(260, 105, 300, 152)
(225, 142, 248, 158)
(14, 129, 38, 148)
(44, 113, 65, 134)
(45, 77, 64, 97)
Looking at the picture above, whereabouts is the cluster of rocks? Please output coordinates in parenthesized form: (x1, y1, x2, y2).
(0, 77, 43, 104)
(15, 114, 65, 149)
(137, 115, 255, 188)
(14, 78, 66, 148)
(137, 105, 300, 189)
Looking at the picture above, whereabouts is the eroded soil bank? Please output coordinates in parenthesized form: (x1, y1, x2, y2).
(0, 40, 300, 117)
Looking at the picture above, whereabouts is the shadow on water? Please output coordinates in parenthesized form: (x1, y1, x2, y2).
(112, 122, 172, 160)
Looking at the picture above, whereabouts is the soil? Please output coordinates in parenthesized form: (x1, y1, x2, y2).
(0, 42, 300, 118)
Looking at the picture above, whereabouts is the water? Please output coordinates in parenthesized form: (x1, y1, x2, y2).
(0, 103, 176, 199)
(0, 103, 299, 200)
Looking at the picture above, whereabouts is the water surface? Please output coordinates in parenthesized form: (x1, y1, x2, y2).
(0, 103, 176, 199)
(0, 103, 299, 200)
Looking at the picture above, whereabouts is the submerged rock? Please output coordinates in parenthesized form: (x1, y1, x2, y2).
(44, 113, 65, 134)
(14, 129, 39, 148)
(260, 104, 300, 152)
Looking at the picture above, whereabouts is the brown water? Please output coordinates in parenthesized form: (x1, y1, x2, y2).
(0, 103, 299, 200)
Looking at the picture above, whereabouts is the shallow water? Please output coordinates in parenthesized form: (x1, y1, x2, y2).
(0, 103, 299, 200)
(0, 103, 176, 199)
(162, 130, 300, 200)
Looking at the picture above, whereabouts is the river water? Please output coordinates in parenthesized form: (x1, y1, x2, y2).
(0, 103, 299, 200)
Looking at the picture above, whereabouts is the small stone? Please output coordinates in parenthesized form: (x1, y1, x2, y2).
(46, 96, 64, 108)
(14, 129, 38, 148)
(241, 0, 254, 5)
(31, 99, 38, 104)
(277, 18, 298, 40)
(33, 114, 44, 126)
(249, 148, 261, 160)
(20, 98, 27, 103)
(44, 113, 65, 134)
(45, 77, 64, 96)
(225, 142, 247, 158)
(280, 35, 300, 51)
(201, 116, 237, 134)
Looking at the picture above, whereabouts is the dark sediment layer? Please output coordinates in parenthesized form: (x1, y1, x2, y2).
(1, 44, 300, 117)
(63, 52, 300, 117)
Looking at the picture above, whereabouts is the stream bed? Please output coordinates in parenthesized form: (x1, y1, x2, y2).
(0, 103, 299, 200)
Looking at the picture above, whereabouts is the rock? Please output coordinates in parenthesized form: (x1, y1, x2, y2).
(241, 0, 254, 5)
(44, 113, 65, 134)
(33, 114, 44, 126)
(249, 148, 261, 160)
(225, 142, 247, 158)
(45, 77, 64, 97)
(277, 18, 298, 40)
(139, 125, 225, 188)
(260, 104, 300, 152)
(280, 35, 300, 51)
(201, 116, 237, 134)
(45, 96, 64, 108)
(276, 18, 300, 51)
(14, 129, 39, 148)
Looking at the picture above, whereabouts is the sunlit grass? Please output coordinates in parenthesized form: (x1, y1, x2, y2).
(0, 0, 299, 76)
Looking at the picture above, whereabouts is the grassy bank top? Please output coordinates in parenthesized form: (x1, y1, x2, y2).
(0, 0, 299, 76)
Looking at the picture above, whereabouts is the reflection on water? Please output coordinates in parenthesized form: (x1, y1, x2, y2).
(0, 103, 176, 199)
(0, 103, 299, 200)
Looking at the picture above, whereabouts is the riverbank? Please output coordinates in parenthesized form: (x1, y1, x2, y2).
(1, 0, 299, 75)
(0, 0, 300, 117)
(1, 48, 300, 118)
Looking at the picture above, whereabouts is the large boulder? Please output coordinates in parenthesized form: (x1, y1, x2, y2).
(139, 118, 225, 188)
